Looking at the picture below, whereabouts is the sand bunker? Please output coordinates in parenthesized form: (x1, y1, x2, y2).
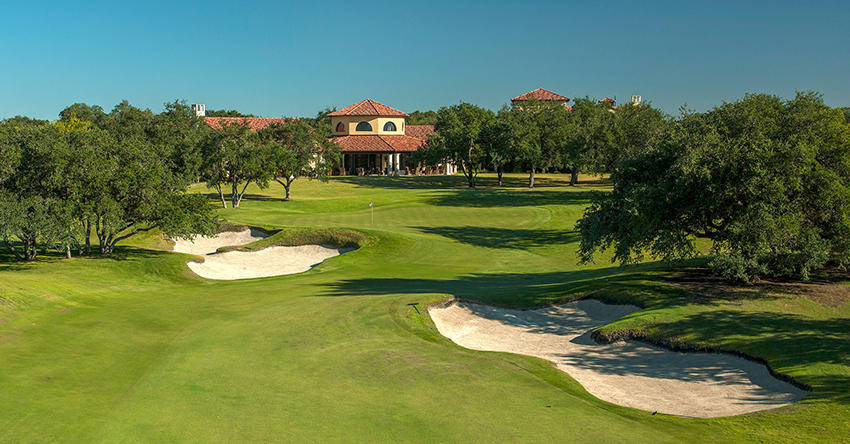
(430, 300, 808, 418)
(173, 229, 352, 280)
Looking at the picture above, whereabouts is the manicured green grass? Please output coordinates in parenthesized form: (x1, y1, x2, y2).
(0, 173, 847, 443)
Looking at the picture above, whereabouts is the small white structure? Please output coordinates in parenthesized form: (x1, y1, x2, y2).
(192, 104, 205, 117)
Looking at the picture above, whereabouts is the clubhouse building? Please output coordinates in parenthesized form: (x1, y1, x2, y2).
(328, 99, 451, 176)
(195, 99, 452, 176)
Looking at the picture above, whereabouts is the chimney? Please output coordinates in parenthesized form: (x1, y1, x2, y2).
(192, 104, 206, 117)
(630, 95, 642, 105)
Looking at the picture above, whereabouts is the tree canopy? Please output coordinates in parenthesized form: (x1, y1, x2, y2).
(201, 119, 272, 209)
(420, 103, 496, 187)
(500, 98, 573, 187)
(577, 91, 850, 281)
(259, 119, 340, 201)
(304, 106, 336, 138)
(407, 110, 438, 126)
(0, 101, 220, 259)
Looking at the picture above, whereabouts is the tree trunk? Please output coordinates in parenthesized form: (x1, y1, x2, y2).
(236, 181, 252, 208)
(529, 165, 536, 189)
(276, 177, 294, 201)
(24, 238, 37, 261)
(66, 244, 72, 259)
(461, 161, 475, 188)
(96, 216, 112, 254)
(85, 218, 92, 255)
(570, 168, 579, 186)
(215, 184, 227, 208)
(4, 239, 23, 261)
(231, 182, 239, 208)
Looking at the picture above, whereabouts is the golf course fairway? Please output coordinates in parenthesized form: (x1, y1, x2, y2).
(0, 174, 848, 443)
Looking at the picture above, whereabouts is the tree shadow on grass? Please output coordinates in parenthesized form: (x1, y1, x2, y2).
(414, 226, 580, 250)
(322, 267, 695, 307)
(669, 267, 850, 307)
(334, 174, 610, 191)
(84, 246, 171, 261)
(335, 175, 471, 190)
(0, 246, 169, 272)
(200, 192, 292, 204)
(425, 188, 596, 208)
(646, 309, 850, 403)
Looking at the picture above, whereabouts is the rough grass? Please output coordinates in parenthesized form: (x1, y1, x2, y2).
(0, 173, 847, 443)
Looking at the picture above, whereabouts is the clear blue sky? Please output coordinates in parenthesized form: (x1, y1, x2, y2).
(2, 0, 848, 120)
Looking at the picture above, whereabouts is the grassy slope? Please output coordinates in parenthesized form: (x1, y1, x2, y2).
(0, 174, 846, 443)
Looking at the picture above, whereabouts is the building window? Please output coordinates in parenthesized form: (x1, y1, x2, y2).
(356, 122, 372, 132)
(383, 121, 397, 132)
(336, 122, 345, 132)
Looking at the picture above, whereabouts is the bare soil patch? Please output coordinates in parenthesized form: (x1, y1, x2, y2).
(429, 299, 808, 418)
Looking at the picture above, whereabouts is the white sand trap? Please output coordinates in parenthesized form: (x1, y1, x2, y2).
(173, 229, 352, 280)
(430, 300, 808, 418)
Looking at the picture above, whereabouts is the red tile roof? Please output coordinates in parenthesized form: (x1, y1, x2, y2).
(331, 126, 433, 153)
(331, 135, 418, 152)
(511, 88, 571, 103)
(203, 117, 295, 131)
(599, 97, 616, 104)
(405, 125, 434, 141)
(327, 99, 409, 117)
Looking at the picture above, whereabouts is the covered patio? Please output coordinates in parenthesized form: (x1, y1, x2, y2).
(340, 152, 410, 176)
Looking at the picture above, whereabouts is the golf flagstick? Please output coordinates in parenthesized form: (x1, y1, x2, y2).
(370, 202, 373, 224)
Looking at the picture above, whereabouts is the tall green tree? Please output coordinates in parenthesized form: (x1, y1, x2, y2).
(304, 106, 336, 138)
(577, 91, 850, 281)
(479, 112, 513, 186)
(259, 119, 340, 201)
(424, 102, 495, 187)
(502, 98, 571, 188)
(0, 123, 70, 259)
(407, 110, 438, 125)
(605, 100, 670, 171)
(153, 100, 207, 184)
(2, 115, 49, 127)
(201, 119, 272, 208)
(563, 98, 614, 185)
(2, 104, 219, 259)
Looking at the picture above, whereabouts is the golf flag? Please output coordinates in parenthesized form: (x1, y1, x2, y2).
(369, 202, 373, 207)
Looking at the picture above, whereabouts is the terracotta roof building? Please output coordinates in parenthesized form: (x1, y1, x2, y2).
(203, 117, 294, 131)
(329, 99, 445, 176)
(193, 99, 447, 177)
(511, 88, 571, 105)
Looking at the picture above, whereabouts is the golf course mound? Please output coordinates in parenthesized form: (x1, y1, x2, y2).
(172, 228, 354, 280)
(429, 299, 809, 418)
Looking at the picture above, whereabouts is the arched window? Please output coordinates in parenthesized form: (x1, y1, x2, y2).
(336, 122, 345, 132)
(383, 121, 397, 132)
(356, 122, 372, 132)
